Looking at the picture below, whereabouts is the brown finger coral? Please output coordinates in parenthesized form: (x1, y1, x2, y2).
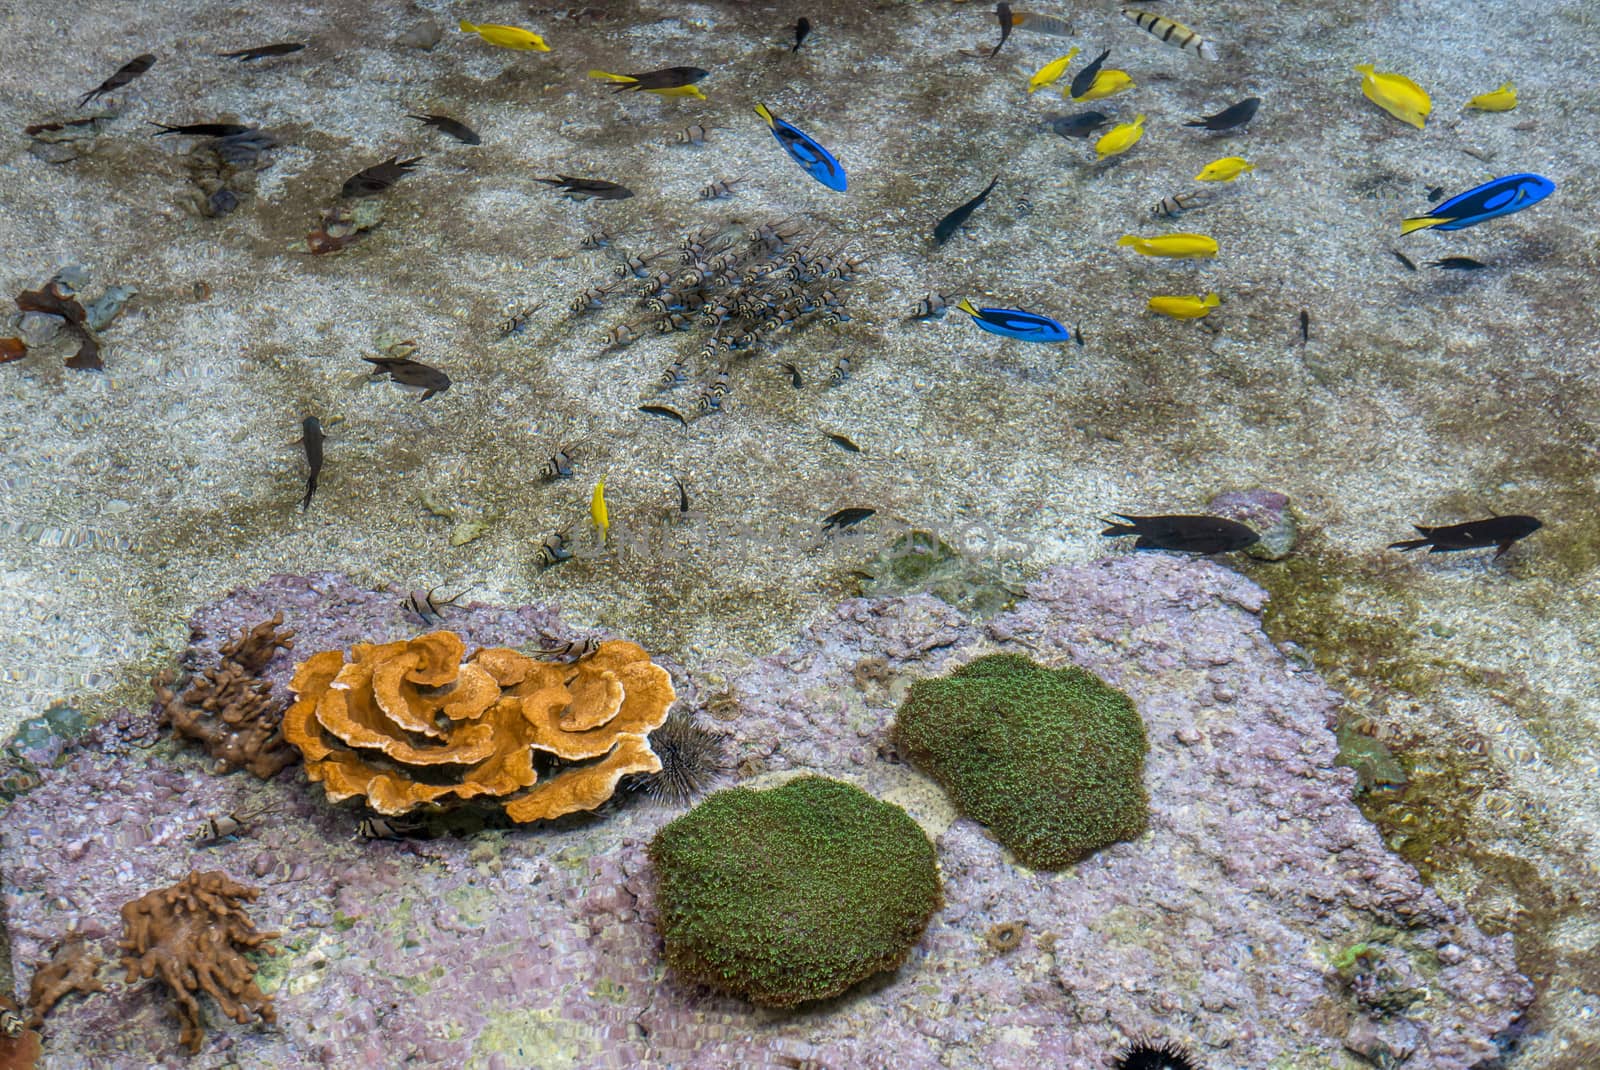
(118, 871, 279, 1054)
(283, 632, 675, 822)
(154, 614, 297, 778)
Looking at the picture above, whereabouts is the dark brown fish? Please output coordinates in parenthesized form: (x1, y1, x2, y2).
(148, 121, 253, 138)
(823, 431, 861, 453)
(1069, 49, 1110, 101)
(792, 17, 812, 52)
(1430, 256, 1489, 270)
(1184, 97, 1260, 131)
(607, 67, 709, 92)
(218, 42, 306, 61)
(78, 53, 156, 109)
(537, 174, 634, 200)
(1049, 110, 1110, 139)
(1101, 514, 1259, 554)
(1391, 248, 1418, 271)
(409, 113, 480, 145)
(823, 506, 875, 532)
(341, 155, 423, 198)
(299, 416, 324, 511)
(779, 361, 803, 387)
(990, 3, 1015, 58)
(1300, 309, 1310, 341)
(1388, 515, 1540, 557)
(934, 173, 999, 246)
(25, 118, 100, 136)
(362, 356, 451, 400)
(639, 404, 688, 426)
(674, 476, 689, 515)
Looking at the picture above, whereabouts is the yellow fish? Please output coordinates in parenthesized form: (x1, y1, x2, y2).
(1070, 69, 1136, 102)
(591, 477, 609, 541)
(1354, 64, 1430, 129)
(459, 20, 550, 52)
(1148, 292, 1220, 319)
(1094, 114, 1146, 159)
(1466, 81, 1517, 112)
(1028, 49, 1079, 94)
(1117, 233, 1219, 258)
(1194, 156, 1254, 182)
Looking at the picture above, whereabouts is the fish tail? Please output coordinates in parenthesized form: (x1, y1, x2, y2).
(1387, 537, 1429, 551)
(1354, 63, 1374, 75)
(1202, 292, 1220, 307)
(588, 69, 636, 84)
(1399, 215, 1446, 235)
(1116, 235, 1140, 247)
(955, 298, 981, 318)
(459, 19, 477, 32)
(753, 103, 776, 127)
(1100, 518, 1140, 537)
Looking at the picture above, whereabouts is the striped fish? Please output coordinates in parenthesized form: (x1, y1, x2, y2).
(1152, 190, 1211, 218)
(1121, 9, 1219, 61)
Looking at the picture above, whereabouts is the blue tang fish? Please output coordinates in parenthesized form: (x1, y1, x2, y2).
(754, 103, 846, 192)
(955, 298, 1071, 343)
(1400, 173, 1554, 234)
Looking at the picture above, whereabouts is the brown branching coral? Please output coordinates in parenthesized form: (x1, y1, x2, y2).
(24, 935, 104, 1028)
(118, 871, 279, 1054)
(154, 614, 297, 778)
(284, 633, 675, 822)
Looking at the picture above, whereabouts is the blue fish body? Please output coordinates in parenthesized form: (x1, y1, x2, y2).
(754, 103, 846, 192)
(1402, 173, 1554, 233)
(957, 300, 1071, 343)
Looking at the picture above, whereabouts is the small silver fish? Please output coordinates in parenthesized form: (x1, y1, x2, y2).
(536, 531, 573, 568)
(538, 635, 601, 661)
(402, 584, 474, 625)
(357, 814, 426, 840)
(829, 356, 852, 386)
(912, 293, 950, 319)
(669, 124, 708, 146)
(541, 448, 577, 481)
(699, 178, 740, 200)
(1152, 190, 1210, 218)
(2, 1009, 26, 1038)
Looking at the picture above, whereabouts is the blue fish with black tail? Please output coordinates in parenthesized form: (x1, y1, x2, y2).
(754, 103, 846, 191)
(1400, 173, 1554, 234)
(955, 298, 1071, 343)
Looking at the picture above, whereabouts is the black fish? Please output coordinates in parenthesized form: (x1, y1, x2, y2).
(1184, 97, 1261, 131)
(298, 416, 324, 511)
(792, 17, 811, 52)
(1430, 256, 1489, 270)
(934, 173, 1000, 246)
(211, 128, 277, 165)
(341, 155, 423, 198)
(823, 507, 875, 532)
(78, 53, 156, 108)
(991, 3, 1014, 58)
(639, 404, 688, 427)
(1391, 248, 1418, 271)
(148, 121, 252, 138)
(1388, 515, 1540, 557)
(409, 113, 480, 145)
(218, 43, 306, 61)
(823, 431, 861, 453)
(674, 477, 689, 515)
(780, 361, 803, 387)
(1427, 185, 1446, 201)
(1069, 49, 1111, 101)
(608, 67, 709, 93)
(1049, 110, 1110, 139)
(362, 356, 451, 400)
(1100, 514, 1259, 554)
(1300, 309, 1310, 341)
(1073, 323, 1085, 347)
(537, 175, 634, 200)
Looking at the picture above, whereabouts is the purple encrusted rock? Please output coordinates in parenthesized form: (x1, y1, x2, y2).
(1208, 488, 1299, 560)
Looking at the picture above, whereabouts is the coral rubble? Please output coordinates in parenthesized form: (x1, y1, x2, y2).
(284, 632, 675, 821)
(154, 614, 297, 777)
(117, 870, 279, 1054)
(649, 775, 942, 1007)
(893, 653, 1150, 869)
(24, 935, 103, 1027)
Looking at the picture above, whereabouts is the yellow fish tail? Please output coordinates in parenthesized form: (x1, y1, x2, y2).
(754, 103, 776, 127)
(1116, 235, 1140, 247)
(588, 69, 637, 84)
(955, 298, 981, 317)
(459, 19, 478, 32)
(1399, 215, 1448, 235)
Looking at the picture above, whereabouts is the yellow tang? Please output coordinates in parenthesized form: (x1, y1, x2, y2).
(1028, 49, 1079, 94)
(1354, 64, 1430, 129)
(1148, 293, 1220, 319)
(1117, 233, 1219, 258)
(1070, 69, 1136, 102)
(1094, 114, 1146, 159)
(1466, 81, 1517, 112)
(459, 20, 550, 52)
(591, 476, 609, 540)
(1195, 157, 1254, 182)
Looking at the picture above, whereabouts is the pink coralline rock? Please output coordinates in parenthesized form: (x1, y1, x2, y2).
(0, 562, 1530, 1068)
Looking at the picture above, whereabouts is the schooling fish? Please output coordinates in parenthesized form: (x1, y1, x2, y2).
(458, 20, 550, 51)
(1049, 110, 1110, 138)
(591, 477, 610, 541)
(1118, 232, 1218, 258)
(1147, 292, 1219, 319)
(934, 173, 1000, 245)
(588, 67, 709, 98)
(822, 507, 875, 532)
(1430, 256, 1489, 270)
(956, 298, 1071, 343)
(1012, 11, 1074, 36)
(1195, 156, 1254, 182)
(1185, 97, 1260, 131)
(1121, 9, 1219, 61)
(342, 155, 423, 198)
(792, 17, 812, 52)
(1467, 81, 1517, 112)
(1152, 190, 1210, 218)
(1028, 48, 1079, 94)
(991, 3, 1015, 58)
(298, 416, 324, 511)
(1072, 69, 1136, 102)
(217, 42, 305, 60)
(78, 53, 156, 108)
(403, 584, 474, 626)
(536, 174, 635, 200)
(362, 356, 452, 399)
(638, 403, 688, 427)
(1355, 64, 1431, 129)
(1388, 515, 1540, 557)
(148, 121, 252, 137)
(754, 103, 846, 192)
(1068, 48, 1111, 101)
(1101, 514, 1259, 554)
(1400, 174, 1555, 234)
(409, 113, 480, 144)
(823, 430, 861, 453)
(1095, 113, 1146, 158)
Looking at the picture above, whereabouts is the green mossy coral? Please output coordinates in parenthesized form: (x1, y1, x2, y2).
(647, 775, 941, 1008)
(892, 654, 1149, 869)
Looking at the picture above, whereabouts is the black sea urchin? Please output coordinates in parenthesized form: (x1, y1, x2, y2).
(1112, 1038, 1203, 1070)
(633, 710, 729, 806)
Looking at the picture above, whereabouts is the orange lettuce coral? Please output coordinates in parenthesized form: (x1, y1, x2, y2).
(283, 632, 675, 822)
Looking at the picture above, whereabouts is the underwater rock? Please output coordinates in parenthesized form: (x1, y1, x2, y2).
(1207, 488, 1299, 561)
(649, 776, 941, 1007)
(854, 528, 1020, 616)
(894, 654, 1149, 868)
(24, 934, 103, 1027)
(396, 18, 443, 50)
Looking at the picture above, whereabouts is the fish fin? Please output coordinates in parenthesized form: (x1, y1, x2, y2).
(1202, 293, 1220, 307)
(753, 103, 776, 127)
(1399, 215, 1447, 235)
(1493, 541, 1514, 559)
(1116, 235, 1139, 246)
(955, 298, 981, 317)
(1100, 517, 1140, 537)
(458, 19, 477, 32)
(1387, 537, 1430, 551)
(588, 70, 635, 84)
